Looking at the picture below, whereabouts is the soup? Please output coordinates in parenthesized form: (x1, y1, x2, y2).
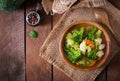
(64, 25, 105, 67)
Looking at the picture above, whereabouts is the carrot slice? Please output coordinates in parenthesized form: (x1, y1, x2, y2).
(88, 60, 96, 67)
(84, 39, 93, 45)
(89, 44, 95, 49)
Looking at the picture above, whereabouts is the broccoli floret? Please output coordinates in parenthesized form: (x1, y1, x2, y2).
(86, 41, 98, 60)
(69, 48, 83, 63)
(0, 0, 24, 12)
(73, 34, 81, 43)
(71, 42, 79, 50)
(87, 27, 97, 40)
(72, 27, 84, 43)
(64, 46, 83, 64)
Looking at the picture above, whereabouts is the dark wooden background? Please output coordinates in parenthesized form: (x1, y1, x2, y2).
(0, 6, 25, 81)
(0, 0, 120, 81)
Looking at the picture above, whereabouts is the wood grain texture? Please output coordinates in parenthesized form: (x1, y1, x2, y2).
(53, 67, 72, 81)
(0, 9, 25, 81)
(26, 14, 52, 81)
(109, 0, 120, 9)
(106, 1, 120, 81)
(107, 51, 120, 81)
(26, 0, 52, 81)
(95, 68, 107, 81)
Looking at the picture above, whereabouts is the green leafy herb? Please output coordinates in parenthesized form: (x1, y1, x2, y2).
(29, 30, 38, 38)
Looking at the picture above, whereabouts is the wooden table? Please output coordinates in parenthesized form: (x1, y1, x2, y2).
(0, 0, 120, 81)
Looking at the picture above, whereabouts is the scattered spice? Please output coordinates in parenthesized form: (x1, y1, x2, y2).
(26, 11, 40, 26)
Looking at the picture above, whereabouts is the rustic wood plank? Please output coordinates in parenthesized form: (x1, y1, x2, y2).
(26, 0, 52, 81)
(52, 14, 62, 27)
(107, 50, 120, 81)
(106, 0, 120, 81)
(0, 11, 9, 81)
(53, 67, 72, 81)
(8, 10, 25, 81)
(0, 7, 25, 81)
(108, 0, 120, 9)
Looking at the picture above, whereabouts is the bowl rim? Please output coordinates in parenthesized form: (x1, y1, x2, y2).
(59, 20, 111, 71)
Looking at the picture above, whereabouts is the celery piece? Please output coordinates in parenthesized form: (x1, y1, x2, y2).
(66, 33, 73, 39)
(95, 30, 102, 37)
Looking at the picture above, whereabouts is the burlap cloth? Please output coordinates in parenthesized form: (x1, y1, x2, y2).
(40, 1, 120, 81)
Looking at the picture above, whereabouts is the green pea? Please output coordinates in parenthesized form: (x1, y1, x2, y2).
(29, 30, 38, 38)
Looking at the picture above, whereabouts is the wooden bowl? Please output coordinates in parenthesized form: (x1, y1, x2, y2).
(59, 20, 111, 71)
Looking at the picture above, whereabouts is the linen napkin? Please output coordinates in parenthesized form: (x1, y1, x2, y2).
(40, 1, 120, 81)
